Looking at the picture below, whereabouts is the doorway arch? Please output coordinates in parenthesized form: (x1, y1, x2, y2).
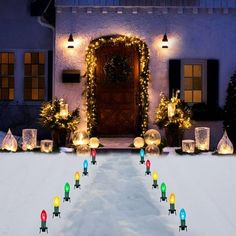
(85, 35, 150, 136)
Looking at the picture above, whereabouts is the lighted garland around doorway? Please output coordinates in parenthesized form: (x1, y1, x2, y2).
(85, 35, 150, 136)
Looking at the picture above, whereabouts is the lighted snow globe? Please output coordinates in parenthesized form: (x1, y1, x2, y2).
(89, 137, 100, 149)
(144, 129, 161, 146)
(133, 137, 145, 148)
(217, 131, 234, 154)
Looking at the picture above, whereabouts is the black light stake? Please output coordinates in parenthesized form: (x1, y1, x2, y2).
(162, 33, 168, 48)
(68, 33, 74, 48)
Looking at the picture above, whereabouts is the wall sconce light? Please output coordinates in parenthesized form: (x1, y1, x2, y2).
(68, 33, 74, 48)
(162, 33, 168, 48)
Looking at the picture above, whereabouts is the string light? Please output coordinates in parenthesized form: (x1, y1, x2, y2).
(85, 35, 150, 136)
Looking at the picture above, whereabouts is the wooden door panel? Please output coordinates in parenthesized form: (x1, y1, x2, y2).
(95, 43, 139, 136)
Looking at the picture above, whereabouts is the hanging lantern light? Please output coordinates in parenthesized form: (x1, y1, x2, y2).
(139, 148, 145, 164)
(162, 33, 168, 48)
(152, 171, 158, 188)
(145, 159, 151, 175)
(133, 137, 145, 148)
(67, 33, 74, 48)
(63, 182, 71, 202)
(40, 210, 48, 233)
(74, 171, 81, 189)
(53, 196, 61, 217)
(179, 208, 187, 231)
(217, 131, 234, 154)
(160, 182, 167, 202)
(89, 137, 100, 149)
(168, 193, 176, 215)
(168, 102, 176, 119)
(59, 102, 69, 119)
(83, 160, 89, 176)
(91, 148, 97, 164)
(1, 128, 18, 152)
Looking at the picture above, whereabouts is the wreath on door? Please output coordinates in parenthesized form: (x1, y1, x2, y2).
(103, 55, 131, 82)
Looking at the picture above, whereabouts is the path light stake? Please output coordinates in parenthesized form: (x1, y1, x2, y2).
(160, 182, 167, 202)
(40, 210, 48, 233)
(139, 148, 145, 164)
(91, 148, 97, 164)
(53, 196, 61, 217)
(83, 160, 89, 176)
(152, 171, 158, 188)
(179, 208, 187, 231)
(74, 171, 81, 189)
(168, 193, 176, 215)
(63, 182, 71, 202)
(145, 159, 151, 175)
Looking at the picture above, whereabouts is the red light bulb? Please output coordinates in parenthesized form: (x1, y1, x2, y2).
(40, 210, 47, 222)
(146, 160, 151, 168)
(91, 148, 96, 157)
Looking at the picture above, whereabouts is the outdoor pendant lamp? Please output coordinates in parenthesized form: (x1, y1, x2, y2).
(162, 33, 168, 48)
(68, 33, 74, 48)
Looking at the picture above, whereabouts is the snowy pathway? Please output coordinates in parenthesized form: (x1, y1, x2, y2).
(55, 153, 174, 236)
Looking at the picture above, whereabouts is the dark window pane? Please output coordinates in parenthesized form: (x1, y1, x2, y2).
(9, 53, 14, 64)
(24, 65, 31, 76)
(38, 89, 44, 100)
(8, 64, 14, 76)
(24, 77, 32, 88)
(24, 89, 31, 100)
(38, 65, 44, 76)
(2, 88, 9, 99)
(9, 77, 14, 88)
(38, 78, 44, 88)
(31, 53, 38, 64)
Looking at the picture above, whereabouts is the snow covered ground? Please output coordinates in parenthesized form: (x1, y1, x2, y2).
(0, 150, 236, 236)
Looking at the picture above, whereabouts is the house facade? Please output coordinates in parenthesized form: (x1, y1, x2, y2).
(1, 0, 236, 141)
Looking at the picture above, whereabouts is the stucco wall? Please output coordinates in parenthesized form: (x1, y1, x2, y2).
(55, 7, 236, 130)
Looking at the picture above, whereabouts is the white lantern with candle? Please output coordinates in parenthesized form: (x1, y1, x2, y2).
(168, 103, 176, 119)
(59, 103, 69, 119)
(182, 139, 195, 153)
(217, 131, 234, 154)
(22, 129, 37, 151)
(195, 127, 210, 151)
(40, 140, 53, 153)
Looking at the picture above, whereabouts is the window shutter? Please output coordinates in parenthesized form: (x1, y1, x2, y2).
(169, 59, 181, 98)
(207, 59, 219, 107)
(47, 50, 53, 101)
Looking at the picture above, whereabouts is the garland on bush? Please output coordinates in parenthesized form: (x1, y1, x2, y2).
(85, 35, 150, 136)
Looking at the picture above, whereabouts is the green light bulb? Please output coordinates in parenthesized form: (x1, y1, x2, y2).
(161, 182, 166, 193)
(64, 182, 70, 193)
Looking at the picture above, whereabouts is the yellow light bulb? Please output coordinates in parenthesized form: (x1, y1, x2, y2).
(75, 171, 80, 181)
(169, 193, 176, 204)
(53, 196, 60, 207)
(152, 171, 158, 181)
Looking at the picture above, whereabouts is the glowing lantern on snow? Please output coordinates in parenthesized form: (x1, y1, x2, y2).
(133, 137, 145, 148)
(22, 129, 37, 151)
(152, 171, 158, 188)
(53, 196, 61, 217)
(168, 193, 176, 215)
(1, 128, 18, 152)
(40, 140, 53, 153)
(74, 171, 81, 188)
(40, 210, 48, 233)
(64, 182, 71, 202)
(182, 140, 195, 153)
(179, 208, 187, 231)
(91, 148, 97, 164)
(145, 159, 151, 175)
(195, 127, 210, 151)
(145, 144, 160, 155)
(83, 160, 89, 176)
(160, 182, 167, 202)
(217, 131, 234, 154)
(59, 102, 69, 119)
(139, 148, 145, 164)
(89, 137, 100, 149)
(144, 129, 161, 146)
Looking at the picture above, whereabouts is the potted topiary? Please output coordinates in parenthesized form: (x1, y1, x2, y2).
(154, 91, 192, 147)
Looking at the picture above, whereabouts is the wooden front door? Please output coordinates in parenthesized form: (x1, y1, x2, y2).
(95, 43, 139, 136)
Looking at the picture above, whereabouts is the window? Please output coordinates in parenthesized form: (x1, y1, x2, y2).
(181, 61, 206, 104)
(24, 52, 45, 100)
(0, 52, 14, 100)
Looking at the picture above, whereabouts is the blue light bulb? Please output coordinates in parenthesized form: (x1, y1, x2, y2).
(140, 148, 145, 157)
(179, 208, 186, 220)
(83, 160, 88, 169)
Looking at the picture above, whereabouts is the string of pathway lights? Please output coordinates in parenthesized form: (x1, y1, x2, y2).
(39, 149, 97, 233)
